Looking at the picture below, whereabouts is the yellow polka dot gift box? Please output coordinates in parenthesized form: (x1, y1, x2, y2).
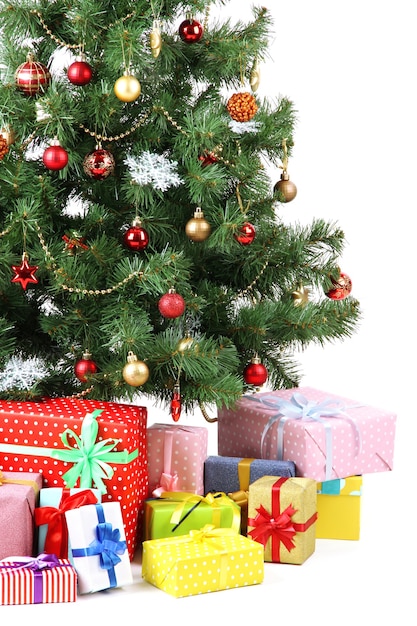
(142, 524, 264, 598)
(247, 476, 317, 564)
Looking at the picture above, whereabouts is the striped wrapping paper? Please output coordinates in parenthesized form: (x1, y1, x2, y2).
(0, 557, 77, 605)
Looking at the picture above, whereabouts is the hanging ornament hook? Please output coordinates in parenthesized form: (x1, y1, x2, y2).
(280, 138, 289, 173)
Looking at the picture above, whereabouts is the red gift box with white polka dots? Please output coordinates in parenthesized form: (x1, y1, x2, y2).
(0, 397, 148, 560)
(217, 387, 397, 483)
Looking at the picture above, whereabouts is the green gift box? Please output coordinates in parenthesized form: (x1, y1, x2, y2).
(144, 491, 241, 540)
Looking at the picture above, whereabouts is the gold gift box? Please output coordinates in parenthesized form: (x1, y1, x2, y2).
(247, 475, 317, 564)
(142, 524, 264, 598)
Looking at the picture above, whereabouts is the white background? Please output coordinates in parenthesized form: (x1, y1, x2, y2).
(2, 1, 415, 621)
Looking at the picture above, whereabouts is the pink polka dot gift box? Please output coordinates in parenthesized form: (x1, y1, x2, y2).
(217, 387, 397, 483)
(0, 397, 148, 560)
(147, 423, 208, 497)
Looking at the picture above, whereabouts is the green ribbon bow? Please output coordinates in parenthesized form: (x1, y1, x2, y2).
(50, 409, 138, 494)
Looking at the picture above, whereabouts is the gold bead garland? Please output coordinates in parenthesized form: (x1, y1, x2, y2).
(30, 9, 138, 48)
(236, 259, 269, 300)
(35, 221, 145, 296)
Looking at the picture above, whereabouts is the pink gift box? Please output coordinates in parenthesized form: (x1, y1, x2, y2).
(147, 424, 208, 497)
(217, 387, 397, 482)
(0, 471, 42, 560)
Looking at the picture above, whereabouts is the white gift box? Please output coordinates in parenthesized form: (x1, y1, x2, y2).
(65, 502, 133, 594)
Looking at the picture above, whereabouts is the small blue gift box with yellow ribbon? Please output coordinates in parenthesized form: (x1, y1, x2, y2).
(65, 502, 132, 593)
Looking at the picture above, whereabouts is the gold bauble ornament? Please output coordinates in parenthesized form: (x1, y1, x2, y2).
(122, 351, 149, 386)
(185, 207, 211, 242)
(292, 285, 309, 307)
(177, 334, 194, 352)
(114, 73, 141, 102)
(274, 171, 297, 203)
(150, 20, 162, 58)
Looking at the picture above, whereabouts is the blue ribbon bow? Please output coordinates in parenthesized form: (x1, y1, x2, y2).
(89, 522, 126, 570)
(71, 504, 127, 588)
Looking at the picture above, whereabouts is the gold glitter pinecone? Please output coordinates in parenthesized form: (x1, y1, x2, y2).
(227, 91, 258, 122)
(0, 135, 9, 160)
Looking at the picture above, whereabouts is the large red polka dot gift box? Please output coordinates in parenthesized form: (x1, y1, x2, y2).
(217, 387, 397, 483)
(0, 397, 148, 560)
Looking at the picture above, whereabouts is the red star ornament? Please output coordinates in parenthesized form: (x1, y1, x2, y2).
(11, 254, 39, 290)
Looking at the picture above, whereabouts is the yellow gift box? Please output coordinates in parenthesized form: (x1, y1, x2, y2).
(247, 475, 317, 564)
(316, 476, 362, 540)
(142, 524, 264, 598)
(144, 491, 241, 540)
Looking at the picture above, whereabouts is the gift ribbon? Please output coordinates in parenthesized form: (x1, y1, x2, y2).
(246, 392, 361, 481)
(0, 409, 138, 495)
(0, 470, 40, 496)
(152, 427, 182, 497)
(159, 491, 241, 533)
(227, 458, 254, 532)
(0, 553, 73, 604)
(149, 524, 237, 589)
(34, 489, 99, 558)
(71, 504, 127, 588)
(248, 477, 317, 562)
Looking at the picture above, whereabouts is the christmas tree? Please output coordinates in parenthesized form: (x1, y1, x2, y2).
(0, 0, 360, 420)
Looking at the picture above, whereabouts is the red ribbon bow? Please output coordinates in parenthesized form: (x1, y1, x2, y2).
(248, 503, 298, 553)
(247, 477, 318, 562)
(34, 489, 98, 558)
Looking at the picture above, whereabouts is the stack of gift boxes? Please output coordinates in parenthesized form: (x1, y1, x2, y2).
(0, 386, 397, 603)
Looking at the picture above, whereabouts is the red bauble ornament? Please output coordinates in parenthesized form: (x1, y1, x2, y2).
(15, 54, 51, 96)
(67, 58, 93, 86)
(11, 253, 38, 290)
(235, 222, 256, 245)
(326, 272, 353, 300)
(42, 139, 68, 171)
(83, 147, 115, 180)
(158, 288, 186, 319)
(198, 151, 217, 166)
(123, 218, 149, 251)
(74, 352, 98, 382)
(179, 18, 204, 43)
(243, 356, 268, 386)
(171, 384, 181, 422)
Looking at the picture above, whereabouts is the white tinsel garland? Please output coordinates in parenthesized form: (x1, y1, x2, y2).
(0, 355, 49, 392)
(228, 119, 260, 134)
(125, 151, 184, 191)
